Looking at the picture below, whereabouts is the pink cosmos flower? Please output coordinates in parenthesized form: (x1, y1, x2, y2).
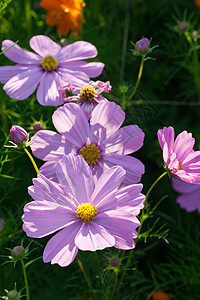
(172, 178, 200, 213)
(58, 80, 111, 118)
(157, 126, 200, 184)
(0, 35, 104, 106)
(30, 101, 145, 185)
(22, 154, 145, 267)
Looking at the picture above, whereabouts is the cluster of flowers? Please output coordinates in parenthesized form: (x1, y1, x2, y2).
(2, 36, 200, 268)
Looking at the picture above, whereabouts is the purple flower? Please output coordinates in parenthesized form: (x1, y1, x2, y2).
(0, 35, 104, 106)
(58, 80, 111, 118)
(22, 154, 145, 266)
(30, 101, 145, 185)
(157, 126, 200, 184)
(172, 178, 200, 213)
(136, 38, 150, 53)
(10, 125, 29, 145)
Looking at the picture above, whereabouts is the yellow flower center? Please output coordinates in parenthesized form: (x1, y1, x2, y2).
(40, 56, 58, 72)
(79, 144, 101, 165)
(178, 162, 182, 170)
(80, 85, 98, 102)
(76, 203, 98, 222)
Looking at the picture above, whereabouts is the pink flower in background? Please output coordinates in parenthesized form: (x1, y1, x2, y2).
(157, 126, 200, 184)
(30, 101, 145, 185)
(172, 178, 200, 213)
(0, 35, 104, 106)
(22, 154, 145, 267)
(58, 80, 111, 118)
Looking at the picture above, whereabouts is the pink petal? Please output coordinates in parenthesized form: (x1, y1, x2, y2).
(90, 101, 125, 138)
(3, 67, 42, 100)
(91, 166, 126, 206)
(30, 130, 67, 160)
(157, 126, 174, 151)
(60, 61, 105, 77)
(43, 222, 80, 266)
(172, 178, 200, 194)
(104, 125, 145, 155)
(2, 40, 41, 64)
(0, 65, 30, 84)
(30, 35, 61, 57)
(103, 154, 145, 185)
(75, 222, 115, 251)
(39, 160, 59, 182)
(56, 155, 94, 204)
(52, 103, 90, 147)
(36, 71, 64, 106)
(22, 201, 76, 238)
(176, 192, 200, 212)
(57, 67, 90, 84)
(95, 210, 138, 249)
(28, 174, 77, 209)
(56, 41, 98, 62)
(174, 131, 195, 161)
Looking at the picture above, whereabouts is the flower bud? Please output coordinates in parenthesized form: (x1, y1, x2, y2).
(10, 125, 28, 145)
(0, 218, 5, 232)
(11, 245, 25, 260)
(177, 21, 188, 31)
(136, 38, 150, 53)
(7, 290, 19, 300)
(111, 257, 119, 266)
(33, 121, 43, 131)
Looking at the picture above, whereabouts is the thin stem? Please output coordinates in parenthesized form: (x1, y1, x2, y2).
(24, 0, 32, 36)
(110, 271, 119, 300)
(76, 257, 96, 299)
(21, 259, 30, 300)
(23, 148, 39, 175)
(125, 55, 145, 107)
(94, 251, 103, 283)
(145, 171, 167, 202)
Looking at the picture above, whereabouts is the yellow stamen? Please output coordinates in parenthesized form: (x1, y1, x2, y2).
(40, 56, 58, 72)
(80, 85, 98, 102)
(79, 144, 101, 165)
(76, 203, 97, 222)
(178, 162, 182, 170)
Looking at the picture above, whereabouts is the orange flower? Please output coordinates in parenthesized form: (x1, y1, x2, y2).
(152, 291, 172, 300)
(40, 0, 84, 36)
(195, 0, 200, 7)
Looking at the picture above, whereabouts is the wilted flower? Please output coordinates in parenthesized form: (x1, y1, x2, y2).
(22, 154, 145, 266)
(152, 291, 172, 300)
(10, 125, 29, 146)
(58, 80, 111, 117)
(172, 178, 200, 213)
(136, 38, 150, 53)
(40, 0, 84, 36)
(30, 101, 145, 185)
(157, 126, 200, 184)
(0, 35, 104, 106)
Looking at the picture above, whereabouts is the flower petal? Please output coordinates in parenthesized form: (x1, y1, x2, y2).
(30, 35, 61, 57)
(57, 67, 90, 84)
(90, 101, 125, 138)
(36, 71, 63, 106)
(172, 178, 200, 194)
(22, 200, 76, 238)
(39, 160, 59, 182)
(157, 126, 174, 151)
(56, 41, 98, 62)
(2, 40, 41, 63)
(3, 67, 42, 100)
(0, 65, 30, 84)
(75, 222, 115, 251)
(52, 103, 90, 147)
(104, 125, 145, 155)
(30, 130, 67, 160)
(43, 222, 80, 266)
(91, 166, 126, 206)
(56, 155, 95, 204)
(103, 154, 145, 185)
(176, 191, 200, 212)
(174, 131, 195, 162)
(60, 61, 105, 77)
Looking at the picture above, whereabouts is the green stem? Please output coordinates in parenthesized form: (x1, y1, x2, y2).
(94, 251, 103, 283)
(145, 171, 167, 202)
(23, 148, 39, 175)
(21, 259, 30, 300)
(125, 55, 145, 108)
(24, 0, 32, 36)
(76, 257, 96, 299)
(110, 271, 118, 300)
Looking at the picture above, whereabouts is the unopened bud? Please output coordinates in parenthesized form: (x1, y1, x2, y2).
(111, 257, 119, 266)
(136, 38, 150, 53)
(11, 245, 25, 260)
(177, 21, 188, 31)
(33, 121, 43, 131)
(7, 290, 19, 300)
(10, 125, 28, 145)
